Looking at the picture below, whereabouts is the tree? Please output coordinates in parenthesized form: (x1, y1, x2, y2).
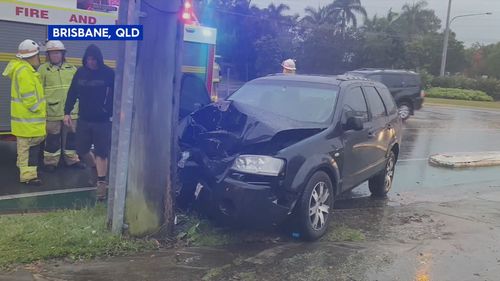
(395, 0, 441, 39)
(329, 0, 367, 37)
(302, 6, 339, 27)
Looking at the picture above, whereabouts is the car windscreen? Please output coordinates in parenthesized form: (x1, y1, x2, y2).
(228, 80, 339, 124)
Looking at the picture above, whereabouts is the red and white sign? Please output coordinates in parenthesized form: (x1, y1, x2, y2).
(0, 0, 117, 25)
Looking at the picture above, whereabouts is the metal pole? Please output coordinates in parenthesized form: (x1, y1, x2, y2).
(440, 0, 452, 77)
(226, 67, 230, 97)
(109, 0, 140, 233)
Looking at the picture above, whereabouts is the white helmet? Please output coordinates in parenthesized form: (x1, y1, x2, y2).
(45, 40, 66, 52)
(16, 39, 40, 59)
(281, 59, 296, 71)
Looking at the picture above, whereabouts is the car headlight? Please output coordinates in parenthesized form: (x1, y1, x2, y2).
(231, 155, 285, 176)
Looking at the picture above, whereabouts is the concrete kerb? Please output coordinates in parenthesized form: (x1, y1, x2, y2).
(429, 152, 500, 168)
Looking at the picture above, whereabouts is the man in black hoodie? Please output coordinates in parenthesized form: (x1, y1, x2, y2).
(64, 44, 114, 200)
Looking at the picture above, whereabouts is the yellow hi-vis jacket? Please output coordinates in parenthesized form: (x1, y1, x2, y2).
(2, 59, 46, 137)
(38, 62, 78, 121)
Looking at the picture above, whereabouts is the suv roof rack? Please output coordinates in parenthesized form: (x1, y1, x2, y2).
(352, 68, 418, 74)
(336, 74, 370, 81)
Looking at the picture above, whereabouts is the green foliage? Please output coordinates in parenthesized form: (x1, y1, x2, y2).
(427, 87, 493, 102)
(431, 76, 500, 100)
(192, 0, 490, 81)
(420, 69, 434, 89)
(0, 205, 154, 268)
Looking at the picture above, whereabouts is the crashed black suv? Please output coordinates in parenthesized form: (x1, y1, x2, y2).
(178, 74, 402, 240)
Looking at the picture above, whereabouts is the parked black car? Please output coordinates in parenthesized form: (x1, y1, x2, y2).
(178, 74, 402, 240)
(347, 69, 425, 120)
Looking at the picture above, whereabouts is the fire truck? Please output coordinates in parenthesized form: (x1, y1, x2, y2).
(0, 0, 217, 137)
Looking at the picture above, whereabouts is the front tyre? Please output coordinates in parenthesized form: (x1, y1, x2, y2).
(296, 171, 334, 241)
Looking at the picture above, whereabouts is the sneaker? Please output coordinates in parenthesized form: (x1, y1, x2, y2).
(96, 181, 108, 201)
(25, 178, 43, 186)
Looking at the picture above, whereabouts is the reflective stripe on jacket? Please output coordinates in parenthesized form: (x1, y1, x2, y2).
(38, 62, 78, 121)
(2, 59, 46, 137)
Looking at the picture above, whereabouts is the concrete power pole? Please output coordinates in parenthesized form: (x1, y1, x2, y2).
(109, 0, 183, 236)
(440, 0, 452, 77)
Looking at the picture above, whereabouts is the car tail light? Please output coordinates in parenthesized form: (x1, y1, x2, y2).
(420, 90, 426, 98)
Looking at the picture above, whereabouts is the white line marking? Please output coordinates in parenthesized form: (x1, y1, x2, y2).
(0, 187, 96, 201)
(399, 158, 428, 162)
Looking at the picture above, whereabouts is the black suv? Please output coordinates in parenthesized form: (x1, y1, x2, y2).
(347, 69, 424, 120)
(178, 74, 402, 240)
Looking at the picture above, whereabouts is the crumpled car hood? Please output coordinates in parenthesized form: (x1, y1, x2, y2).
(179, 100, 326, 157)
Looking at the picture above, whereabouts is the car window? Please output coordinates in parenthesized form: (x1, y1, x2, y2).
(402, 74, 420, 87)
(228, 81, 339, 124)
(376, 86, 398, 115)
(342, 87, 369, 123)
(363, 86, 387, 118)
(379, 74, 403, 88)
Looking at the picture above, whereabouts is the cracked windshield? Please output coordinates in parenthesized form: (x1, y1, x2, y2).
(0, 0, 499, 280)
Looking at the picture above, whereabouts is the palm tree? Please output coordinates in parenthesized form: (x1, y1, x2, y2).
(398, 0, 440, 39)
(363, 8, 399, 32)
(266, 3, 290, 18)
(401, 1, 427, 36)
(302, 6, 339, 26)
(329, 0, 367, 37)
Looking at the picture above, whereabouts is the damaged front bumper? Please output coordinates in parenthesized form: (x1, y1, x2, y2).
(179, 157, 295, 227)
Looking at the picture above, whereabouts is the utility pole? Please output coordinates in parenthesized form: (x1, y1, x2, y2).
(440, 0, 452, 77)
(109, 0, 183, 236)
(107, 0, 139, 233)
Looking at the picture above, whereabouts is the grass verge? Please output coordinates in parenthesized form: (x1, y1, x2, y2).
(425, 98, 500, 110)
(0, 204, 155, 269)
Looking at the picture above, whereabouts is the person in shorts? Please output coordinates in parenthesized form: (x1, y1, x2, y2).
(64, 44, 114, 200)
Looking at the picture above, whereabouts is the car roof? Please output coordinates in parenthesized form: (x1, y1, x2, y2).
(254, 74, 371, 86)
(349, 68, 418, 75)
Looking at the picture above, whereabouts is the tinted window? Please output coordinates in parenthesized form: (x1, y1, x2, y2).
(229, 81, 339, 124)
(342, 87, 369, 123)
(376, 86, 398, 115)
(402, 74, 420, 87)
(377, 74, 403, 88)
(364, 87, 387, 118)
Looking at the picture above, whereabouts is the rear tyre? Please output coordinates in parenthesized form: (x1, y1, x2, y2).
(398, 102, 412, 121)
(369, 151, 396, 198)
(296, 171, 334, 241)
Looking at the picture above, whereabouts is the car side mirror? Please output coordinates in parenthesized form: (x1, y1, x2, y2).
(344, 116, 364, 131)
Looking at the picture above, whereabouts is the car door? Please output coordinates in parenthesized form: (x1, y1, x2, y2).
(362, 85, 392, 176)
(340, 86, 372, 191)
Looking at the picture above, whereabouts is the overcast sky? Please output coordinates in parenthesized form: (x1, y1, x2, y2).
(251, 0, 500, 46)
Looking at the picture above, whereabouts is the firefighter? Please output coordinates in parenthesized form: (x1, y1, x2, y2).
(2, 39, 46, 185)
(38, 40, 84, 172)
(281, 59, 296, 74)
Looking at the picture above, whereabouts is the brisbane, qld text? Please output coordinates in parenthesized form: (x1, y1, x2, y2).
(49, 26, 142, 40)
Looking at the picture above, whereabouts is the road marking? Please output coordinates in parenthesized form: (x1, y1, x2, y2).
(0, 187, 96, 201)
(399, 158, 428, 162)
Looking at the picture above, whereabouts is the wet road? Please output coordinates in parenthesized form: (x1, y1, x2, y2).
(0, 141, 93, 197)
(3, 105, 500, 281)
(350, 104, 500, 201)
